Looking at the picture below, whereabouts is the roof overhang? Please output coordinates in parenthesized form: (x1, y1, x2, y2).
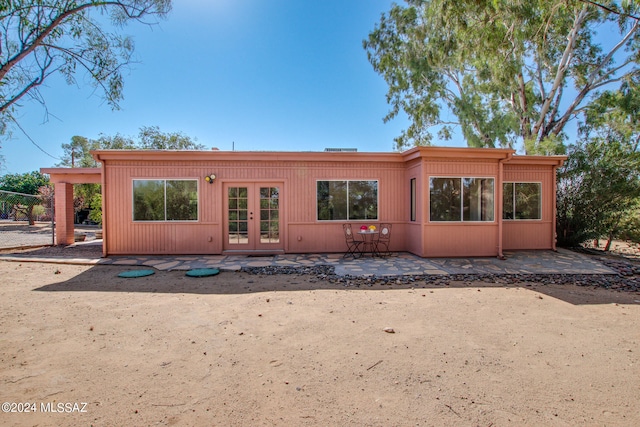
(87, 147, 566, 167)
(506, 155, 566, 167)
(40, 167, 102, 184)
(91, 149, 405, 163)
(401, 146, 516, 161)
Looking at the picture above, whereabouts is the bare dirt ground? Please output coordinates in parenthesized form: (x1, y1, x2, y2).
(1, 259, 639, 426)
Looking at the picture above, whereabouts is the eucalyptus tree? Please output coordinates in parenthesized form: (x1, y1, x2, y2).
(0, 1, 172, 136)
(364, 0, 640, 153)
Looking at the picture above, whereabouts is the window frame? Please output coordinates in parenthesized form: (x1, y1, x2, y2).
(316, 179, 379, 221)
(502, 181, 542, 221)
(410, 178, 417, 222)
(429, 176, 495, 223)
(132, 178, 199, 222)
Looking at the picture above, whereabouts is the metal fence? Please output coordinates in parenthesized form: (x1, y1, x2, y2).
(0, 190, 54, 249)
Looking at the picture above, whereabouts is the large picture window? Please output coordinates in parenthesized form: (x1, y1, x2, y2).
(133, 179, 198, 221)
(503, 182, 541, 220)
(317, 180, 378, 221)
(430, 177, 494, 222)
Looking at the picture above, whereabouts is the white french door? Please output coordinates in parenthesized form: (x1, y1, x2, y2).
(224, 183, 282, 252)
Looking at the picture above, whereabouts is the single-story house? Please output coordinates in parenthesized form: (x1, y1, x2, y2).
(42, 146, 566, 258)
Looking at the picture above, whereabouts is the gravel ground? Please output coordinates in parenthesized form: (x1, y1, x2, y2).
(241, 264, 640, 293)
(4, 242, 640, 294)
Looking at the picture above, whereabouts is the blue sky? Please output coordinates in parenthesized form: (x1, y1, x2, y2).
(2, 0, 458, 174)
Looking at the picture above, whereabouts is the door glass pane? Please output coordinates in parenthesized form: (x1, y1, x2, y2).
(260, 187, 279, 243)
(228, 187, 249, 245)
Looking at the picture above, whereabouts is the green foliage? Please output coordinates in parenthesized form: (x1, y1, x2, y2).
(58, 136, 100, 168)
(57, 126, 204, 168)
(0, 171, 51, 224)
(364, 0, 640, 152)
(0, 171, 50, 195)
(138, 126, 206, 150)
(0, 1, 172, 136)
(557, 139, 640, 247)
(556, 80, 640, 247)
(88, 192, 103, 225)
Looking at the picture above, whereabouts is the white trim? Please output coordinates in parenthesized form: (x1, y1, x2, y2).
(132, 178, 199, 222)
(428, 176, 496, 223)
(502, 181, 542, 221)
(316, 179, 379, 222)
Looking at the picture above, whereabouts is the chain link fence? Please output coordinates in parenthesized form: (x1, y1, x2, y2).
(0, 190, 55, 249)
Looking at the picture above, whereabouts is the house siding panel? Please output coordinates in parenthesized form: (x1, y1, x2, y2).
(81, 147, 565, 257)
(502, 164, 556, 250)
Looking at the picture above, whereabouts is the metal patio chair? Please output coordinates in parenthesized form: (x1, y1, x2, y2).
(342, 223, 363, 259)
(376, 223, 392, 257)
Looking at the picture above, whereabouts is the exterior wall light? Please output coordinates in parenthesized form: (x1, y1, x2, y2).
(205, 174, 216, 183)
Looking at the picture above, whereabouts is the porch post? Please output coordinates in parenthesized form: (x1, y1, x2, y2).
(54, 182, 75, 245)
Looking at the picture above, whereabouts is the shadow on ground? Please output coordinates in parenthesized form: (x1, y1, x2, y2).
(33, 264, 640, 306)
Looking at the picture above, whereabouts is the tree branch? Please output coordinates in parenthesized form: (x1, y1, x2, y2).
(578, 0, 640, 21)
(0, 1, 162, 86)
(0, 53, 54, 112)
(532, 5, 588, 140)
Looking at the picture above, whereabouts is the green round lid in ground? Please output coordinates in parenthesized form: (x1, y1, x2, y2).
(117, 269, 156, 278)
(185, 268, 220, 277)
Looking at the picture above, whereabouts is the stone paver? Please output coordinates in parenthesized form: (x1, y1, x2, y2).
(0, 248, 615, 277)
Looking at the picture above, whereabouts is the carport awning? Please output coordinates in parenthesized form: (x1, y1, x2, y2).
(40, 167, 102, 184)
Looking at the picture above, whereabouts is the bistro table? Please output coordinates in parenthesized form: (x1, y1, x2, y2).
(358, 229, 380, 257)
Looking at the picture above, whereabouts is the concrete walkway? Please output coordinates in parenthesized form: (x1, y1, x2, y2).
(0, 247, 615, 277)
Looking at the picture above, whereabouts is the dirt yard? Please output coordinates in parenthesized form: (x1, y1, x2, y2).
(1, 260, 639, 426)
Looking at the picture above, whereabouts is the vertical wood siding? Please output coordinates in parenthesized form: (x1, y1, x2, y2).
(98, 151, 561, 256)
(424, 224, 499, 257)
(421, 159, 501, 257)
(502, 165, 555, 250)
(104, 159, 408, 255)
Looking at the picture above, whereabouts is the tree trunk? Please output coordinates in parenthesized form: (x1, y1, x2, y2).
(604, 234, 614, 252)
(27, 205, 35, 226)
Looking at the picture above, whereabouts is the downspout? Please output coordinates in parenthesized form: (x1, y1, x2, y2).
(95, 153, 108, 258)
(497, 152, 513, 260)
(552, 165, 558, 251)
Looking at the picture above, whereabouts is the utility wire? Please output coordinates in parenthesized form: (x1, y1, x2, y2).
(10, 116, 62, 160)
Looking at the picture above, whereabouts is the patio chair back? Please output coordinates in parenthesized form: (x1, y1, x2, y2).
(377, 223, 392, 256)
(342, 223, 363, 258)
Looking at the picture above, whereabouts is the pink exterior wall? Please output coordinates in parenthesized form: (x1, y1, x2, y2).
(81, 147, 565, 257)
(94, 151, 408, 256)
(41, 168, 102, 246)
(502, 158, 560, 250)
(422, 154, 505, 257)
